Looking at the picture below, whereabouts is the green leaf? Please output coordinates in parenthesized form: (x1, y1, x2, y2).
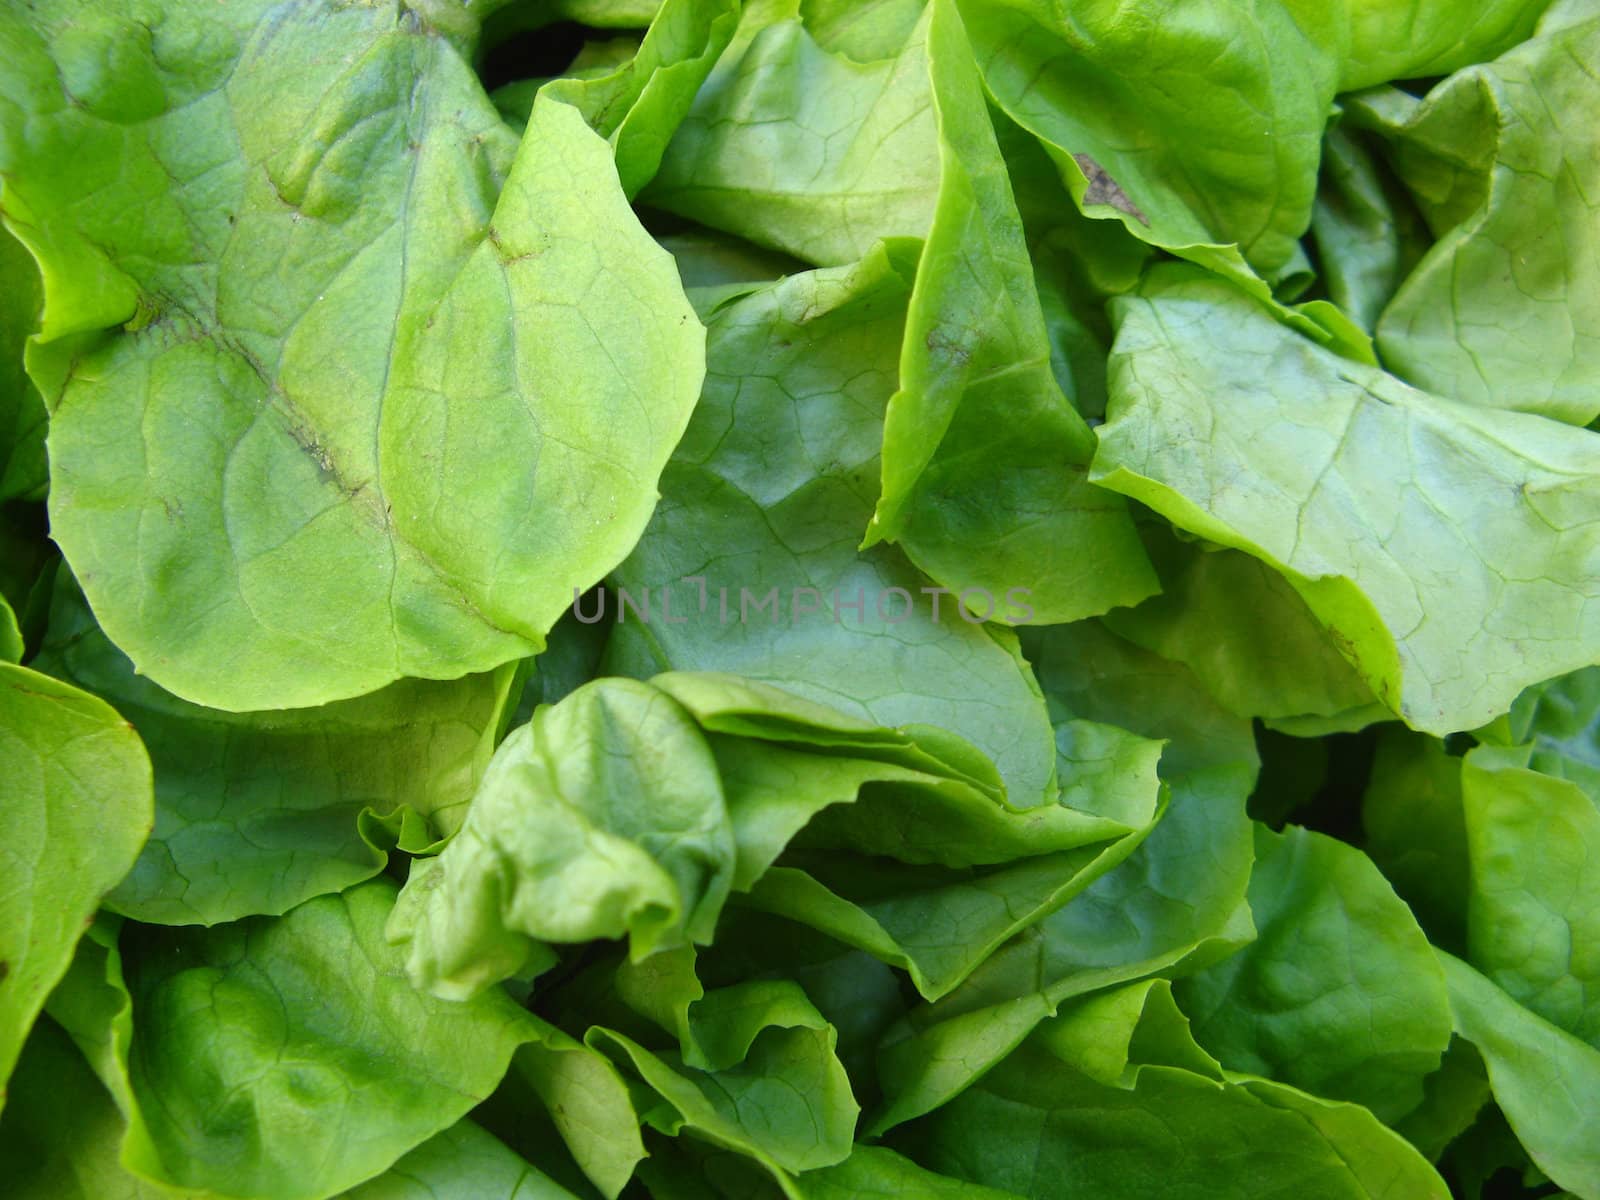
(646, 4, 940, 264)
(1103, 526, 1379, 725)
(48, 893, 554, 1200)
(1336, 0, 1556, 89)
(588, 987, 858, 1184)
(543, 0, 742, 196)
(658, 228, 809, 310)
(1462, 743, 1600, 1048)
(800, 0, 929, 60)
(32, 574, 517, 925)
(744, 830, 1156, 1004)
(631, 1134, 791, 1200)
(1440, 951, 1600, 1200)
(390, 677, 735, 1000)
(653, 669, 1006, 794)
(955, 0, 1338, 284)
(864, 0, 1156, 625)
(993, 106, 1153, 422)
(467, 1007, 648, 1200)
(112, 881, 536, 1200)
(1, 1018, 576, 1199)
(890, 978, 1450, 1199)
(6, 2, 1594, 1192)
(0, 662, 150, 1109)
(0, 225, 47, 503)
(569, 955, 863, 1193)
(0, 1018, 189, 1199)
(1093, 264, 1600, 735)
(0, 591, 20, 664)
(633, 1135, 1029, 1199)
(1013, 623, 1258, 991)
(340, 1120, 581, 1200)
(689, 908, 910, 1095)
(1022, 620, 1261, 787)
(1, 0, 702, 710)
(738, 711, 1165, 1000)
(530, 0, 666, 27)
(43, 918, 138, 1120)
(1176, 824, 1452, 1123)
(795, 1145, 1024, 1199)
(1360, 728, 1470, 952)
(0, 500, 53, 654)
(395, 663, 1130, 1008)
(1494, 664, 1600, 792)
(1438, 1103, 1551, 1200)
(657, 672, 1168, 1007)
(1308, 122, 1430, 332)
(663, 666, 1150, 871)
(1393, 1038, 1492, 1163)
(869, 623, 1258, 1133)
(1353, 10, 1600, 425)
(604, 246, 1059, 806)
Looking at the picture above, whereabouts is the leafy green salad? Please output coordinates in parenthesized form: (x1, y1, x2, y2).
(2, 0, 1599, 1196)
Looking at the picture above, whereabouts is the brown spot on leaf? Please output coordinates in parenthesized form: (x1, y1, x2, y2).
(925, 327, 972, 368)
(1073, 153, 1149, 226)
(0, 961, 8, 984)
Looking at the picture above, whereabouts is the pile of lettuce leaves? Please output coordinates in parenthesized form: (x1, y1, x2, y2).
(3, 0, 1600, 1196)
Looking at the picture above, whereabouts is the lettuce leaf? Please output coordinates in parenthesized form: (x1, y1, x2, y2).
(0, 663, 151, 1109)
(1352, 8, 1600, 425)
(2, 2, 1598, 1195)
(1094, 264, 1600, 735)
(0, 0, 703, 710)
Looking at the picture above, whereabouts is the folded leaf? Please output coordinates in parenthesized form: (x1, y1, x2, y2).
(588, 984, 858, 1185)
(1393, 1038, 1493, 1164)
(890, 978, 1450, 1198)
(956, 0, 1338, 284)
(870, 623, 1257, 1132)
(1354, 10, 1600, 425)
(390, 677, 735, 999)
(694, 660, 1167, 1004)
(1103, 526, 1379, 725)
(495, 1024, 647, 1200)
(1309, 122, 1431, 332)
(543, 0, 742, 196)
(1093, 264, 1600, 735)
(604, 246, 1058, 805)
(654, 670, 1006, 796)
(689, 909, 910, 1095)
(647, 4, 940, 263)
(736, 707, 1166, 1001)
(865, 0, 1155, 624)
(745, 815, 1156, 1002)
